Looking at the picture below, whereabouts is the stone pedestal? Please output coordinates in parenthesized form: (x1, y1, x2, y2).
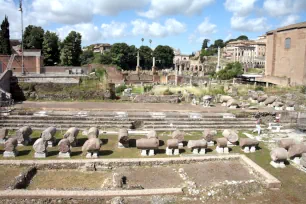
(141, 150, 147, 156)
(3, 150, 18, 158)
(58, 152, 71, 158)
(243, 146, 250, 153)
(259, 102, 265, 106)
(229, 105, 237, 109)
(166, 147, 173, 155)
(199, 148, 206, 155)
(173, 149, 179, 155)
(250, 99, 258, 104)
(48, 140, 56, 148)
(270, 161, 286, 168)
(35, 152, 47, 158)
(286, 107, 294, 111)
(221, 102, 227, 107)
(86, 152, 98, 159)
(178, 143, 183, 149)
(275, 107, 283, 111)
(148, 149, 155, 156)
(207, 141, 214, 147)
(267, 104, 274, 107)
(192, 148, 199, 154)
(250, 146, 256, 153)
(216, 146, 229, 154)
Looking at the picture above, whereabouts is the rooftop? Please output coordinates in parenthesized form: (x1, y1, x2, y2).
(267, 21, 306, 34)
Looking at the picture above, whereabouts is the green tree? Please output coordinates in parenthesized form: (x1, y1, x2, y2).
(139, 45, 152, 69)
(60, 31, 82, 66)
(236, 35, 248, 41)
(201, 39, 210, 50)
(153, 45, 174, 69)
(100, 52, 112, 64)
(127, 45, 137, 69)
(109, 43, 131, 69)
(213, 39, 225, 48)
(23, 25, 44, 49)
(42, 31, 60, 65)
(0, 16, 11, 55)
(80, 49, 94, 65)
(217, 62, 243, 80)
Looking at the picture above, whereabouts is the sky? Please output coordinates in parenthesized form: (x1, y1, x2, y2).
(1, 0, 306, 54)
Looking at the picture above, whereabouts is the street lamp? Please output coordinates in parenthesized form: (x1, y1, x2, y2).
(18, 0, 24, 75)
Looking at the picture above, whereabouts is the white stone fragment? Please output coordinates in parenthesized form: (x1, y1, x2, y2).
(243, 146, 250, 153)
(148, 149, 155, 156)
(141, 150, 147, 156)
(199, 148, 206, 155)
(192, 148, 199, 154)
(58, 152, 70, 158)
(250, 146, 256, 153)
(174, 149, 179, 155)
(34, 152, 47, 158)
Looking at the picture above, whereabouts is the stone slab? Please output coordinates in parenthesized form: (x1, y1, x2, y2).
(58, 152, 71, 158)
(3, 151, 17, 158)
(34, 152, 47, 158)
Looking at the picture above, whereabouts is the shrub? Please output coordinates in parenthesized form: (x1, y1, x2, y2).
(163, 89, 174, 95)
(255, 86, 264, 91)
(301, 86, 306, 94)
(116, 84, 127, 93)
(217, 62, 243, 80)
(144, 85, 153, 92)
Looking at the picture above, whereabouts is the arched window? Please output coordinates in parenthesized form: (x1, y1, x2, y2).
(285, 38, 291, 49)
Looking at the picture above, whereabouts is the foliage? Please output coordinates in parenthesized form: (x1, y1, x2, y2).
(60, 31, 82, 66)
(80, 50, 94, 65)
(153, 45, 174, 68)
(255, 86, 264, 91)
(42, 31, 60, 66)
(217, 62, 243, 80)
(200, 48, 217, 56)
(201, 39, 210, 50)
(212, 39, 224, 48)
(236, 35, 249, 40)
(0, 16, 11, 55)
(139, 45, 153, 68)
(301, 86, 306, 94)
(23, 25, 44, 49)
(95, 67, 107, 81)
(109, 43, 132, 69)
(163, 89, 174, 95)
(115, 84, 127, 93)
(100, 52, 112, 64)
(144, 85, 153, 92)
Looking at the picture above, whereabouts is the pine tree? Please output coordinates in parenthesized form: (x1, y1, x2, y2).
(0, 16, 11, 55)
(60, 31, 82, 66)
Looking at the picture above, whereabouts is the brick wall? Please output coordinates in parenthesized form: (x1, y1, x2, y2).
(0, 55, 43, 74)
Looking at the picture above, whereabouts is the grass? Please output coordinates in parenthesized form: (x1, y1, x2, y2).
(0, 166, 25, 190)
(246, 68, 264, 74)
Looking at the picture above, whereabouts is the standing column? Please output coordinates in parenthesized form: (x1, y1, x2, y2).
(179, 65, 182, 75)
(175, 69, 178, 86)
(216, 47, 221, 72)
(233, 48, 236, 62)
(136, 50, 140, 73)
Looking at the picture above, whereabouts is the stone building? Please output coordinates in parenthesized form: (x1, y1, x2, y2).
(93, 43, 111, 54)
(224, 38, 266, 68)
(264, 21, 306, 86)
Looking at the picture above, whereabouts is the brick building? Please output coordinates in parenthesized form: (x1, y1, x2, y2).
(264, 21, 306, 86)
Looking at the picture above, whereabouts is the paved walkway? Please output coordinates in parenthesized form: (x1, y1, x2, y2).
(14, 101, 270, 113)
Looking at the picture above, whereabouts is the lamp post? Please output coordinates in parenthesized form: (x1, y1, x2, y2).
(18, 0, 24, 75)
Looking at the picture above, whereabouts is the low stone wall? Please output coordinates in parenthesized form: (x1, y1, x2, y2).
(17, 76, 80, 84)
(133, 95, 180, 103)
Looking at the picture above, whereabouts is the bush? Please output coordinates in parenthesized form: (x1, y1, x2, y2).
(116, 84, 127, 93)
(217, 62, 243, 80)
(301, 86, 306, 94)
(255, 86, 264, 91)
(144, 85, 153, 92)
(163, 89, 174, 95)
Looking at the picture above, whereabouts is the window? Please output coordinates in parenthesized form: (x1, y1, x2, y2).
(285, 38, 291, 49)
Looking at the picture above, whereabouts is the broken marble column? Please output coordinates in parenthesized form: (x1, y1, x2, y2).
(136, 138, 159, 156)
(41, 127, 57, 147)
(222, 129, 239, 146)
(58, 138, 71, 158)
(257, 95, 268, 104)
(0, 128, 8, 144)
(147, 130, 158, 139)
(288, 144, 306, 163)
(239, 138, 259, 153)
(216, 138, 229, 153)
(112, 173, 123, 189)
(301, 153, 306, 168)
(187, 140, 207, 155)
(172, 130, 184, 149)
(118, 129, 129, 148)
(33, 138, 48, 158)
(3, 138, 18, 157)
(278, 138, 295, 150)
(166, 139, 179, 156)
(63, 127, 79, 147)
(202, 129, 216, 146)
(264, 96, 277, 106)
(270, 148, 287, 168)
(16, 126, 32, 146)
(82, 138, 101, 158)
(202, 95, 212, 107)
(87, 127, 99, 139)
(226, 98, 239, 109)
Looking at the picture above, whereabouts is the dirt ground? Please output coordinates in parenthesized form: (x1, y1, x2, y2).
(0, 166, 24, 190)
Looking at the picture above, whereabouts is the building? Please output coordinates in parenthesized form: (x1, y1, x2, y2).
(224, 37, 266, 68)
(93, 43, 111, 54)
(264, 21, 306, 86)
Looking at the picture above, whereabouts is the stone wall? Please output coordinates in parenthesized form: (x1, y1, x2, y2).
(0, 55, 42, 74)
(17, 76, 80, 84)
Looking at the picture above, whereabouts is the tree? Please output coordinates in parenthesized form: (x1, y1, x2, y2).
(201, 39, 210, 50)
(42, 31, 60, 65)
(0, 16, 11, 55)
(100, 52, 112, 64)
(153, 45, 174, 69)
(213, 39, 225, 48)
(109, 43, 131, 69)
(80, 49, 94, 65)
(60, 31, 82, 66)
(217, 62, 243, 80)
(236, 35, 248, 41)
(139, 45, 152, 69)
(127, 45, 137, 69)
(23, 25, 44, 49)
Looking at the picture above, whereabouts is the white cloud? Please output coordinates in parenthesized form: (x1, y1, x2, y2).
(263, 0, 306, 17)
(231, 16, 269, 32)
(224, 0, 258, 16)
(101, 21, 128, 38)
(138, 0, 215, 19)
(197, 18, 217, 35)
(280, 15, 300, 27)
(31, 0, 149, 25)
(131, 18, 186, 37)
